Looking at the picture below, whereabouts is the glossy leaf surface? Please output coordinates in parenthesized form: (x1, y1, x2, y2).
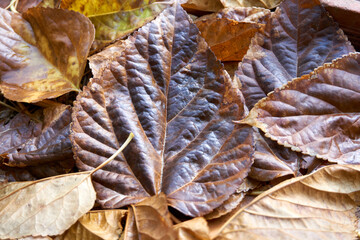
(236, 0, 354, 110)
(72, 3, 253, 217)
(0, 104, 73, 167)
(243, 53, 360, 163)
(221, 0, 282, 9)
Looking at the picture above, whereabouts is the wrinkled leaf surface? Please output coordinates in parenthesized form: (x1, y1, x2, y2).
(243, 53, 360, 163)
(236, 0, 354, 110)
(72, 3, 253, 217)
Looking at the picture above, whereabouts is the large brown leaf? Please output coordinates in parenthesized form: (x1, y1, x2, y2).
(243, 52, 360, 163)
(215, 164, 360, 239)
(236, 0, 354, 110)
(0, 104, 73, 167)
(195, 7, 270, 61)
(0, 8, 94, 102)
(72, 3, 253, 217)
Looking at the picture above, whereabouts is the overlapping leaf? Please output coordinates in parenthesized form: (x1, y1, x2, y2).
(15, 0, 61, 12)
(58, 209, 127, 240)
(243, 53, 360, 163)
(249, 130, 326, 181)
(72, 3, 253, 217)
(236, 0, 354, 110)
(61, 0, 169, 52)
(195, 7, 270, 61)
(0, 7, 94, 102)
(221, 0, 282, 9)
(215, 164, 360, 239)
(181, 0, 223, 13)
(0, 104, 73, 167)
(0, 172, 96, 239)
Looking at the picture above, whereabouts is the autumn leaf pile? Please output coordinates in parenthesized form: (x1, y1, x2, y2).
(0, 0, 360, 239)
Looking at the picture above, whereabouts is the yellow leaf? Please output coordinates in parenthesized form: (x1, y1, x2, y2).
(0, 8, 94, 102)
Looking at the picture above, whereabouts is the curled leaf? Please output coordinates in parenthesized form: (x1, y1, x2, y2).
(220, 0, 282, 9)
(236, 0, 354, 110)
(216, 164, 360, 239)
(72, 3, 253, 217)
(243, 52, 360, 163)
(0, 8, 94, 102)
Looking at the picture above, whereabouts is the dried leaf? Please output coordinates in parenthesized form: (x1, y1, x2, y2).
(0, 172, 96, 239)
(205, 178, 258, 219)
(58, 210, 127, 240)
(16, 0, 61, 12)
(220, 0, 282, 8)
(89, 3, 169, 52)
(0, 8, 94, 102)
(195, 8, 270, 61)
(181, 0, 223, 13)
(72, 3, 253, 217)
(320, 0, 360, 51)
(215, 164, 360, 239)
(122, 194, 176, 240)
(236, 0, 354, 110)
(61, 0, 169, 52)
(0, 104, 73, 167)
(243, 52, 360, 163)
(174, 217, 211, 240)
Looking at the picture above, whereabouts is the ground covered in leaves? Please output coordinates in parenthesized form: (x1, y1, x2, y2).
(0, 0, 360, 239)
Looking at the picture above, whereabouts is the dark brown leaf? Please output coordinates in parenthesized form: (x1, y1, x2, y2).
(0, 104, 73, 167)
(320, 0, 360, 51)
(236, 0, 354, 110)
(195, 7, 270, 61)
(243, 52, 360, 163)
(0, 8, 94, 102)
(72, 3, 253, 217)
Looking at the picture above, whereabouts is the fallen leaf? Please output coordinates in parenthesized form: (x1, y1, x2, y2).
(205, 178, 258, 219)
(320, 0, 360, 51)
(0, 7, 94, 102)
(181, 0, 223, 13)
(174, 217, 211, 240)
(0, 0, 11, 8)
(248, 130, 328, 181)
(89, 3, 169, 52)
(16, 0, 61, 13)
(58, 209, 127, 240)
(0, 159, 74, 181)
(215, 164, 360, 239)
(72, 3, 253, 217)
(242, 52, 360, 163)
(0, 133, 133, 239)
(195, 7, 270, 61)
(122, 193, 176, 240)
(236, 0, 354, 110)
(0, 172, 96, 239)
(220, 0, 282, 8)
(61, 0, 169, 52)
(0, 104, 73, 167)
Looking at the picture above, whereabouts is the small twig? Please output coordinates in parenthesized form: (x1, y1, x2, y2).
(90, 133, 134, 175)
(6, 0, 19, 13)
(0, 100, 20, 113)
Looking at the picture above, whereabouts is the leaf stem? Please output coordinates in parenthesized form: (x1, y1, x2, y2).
(90, 133, 134, 175)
